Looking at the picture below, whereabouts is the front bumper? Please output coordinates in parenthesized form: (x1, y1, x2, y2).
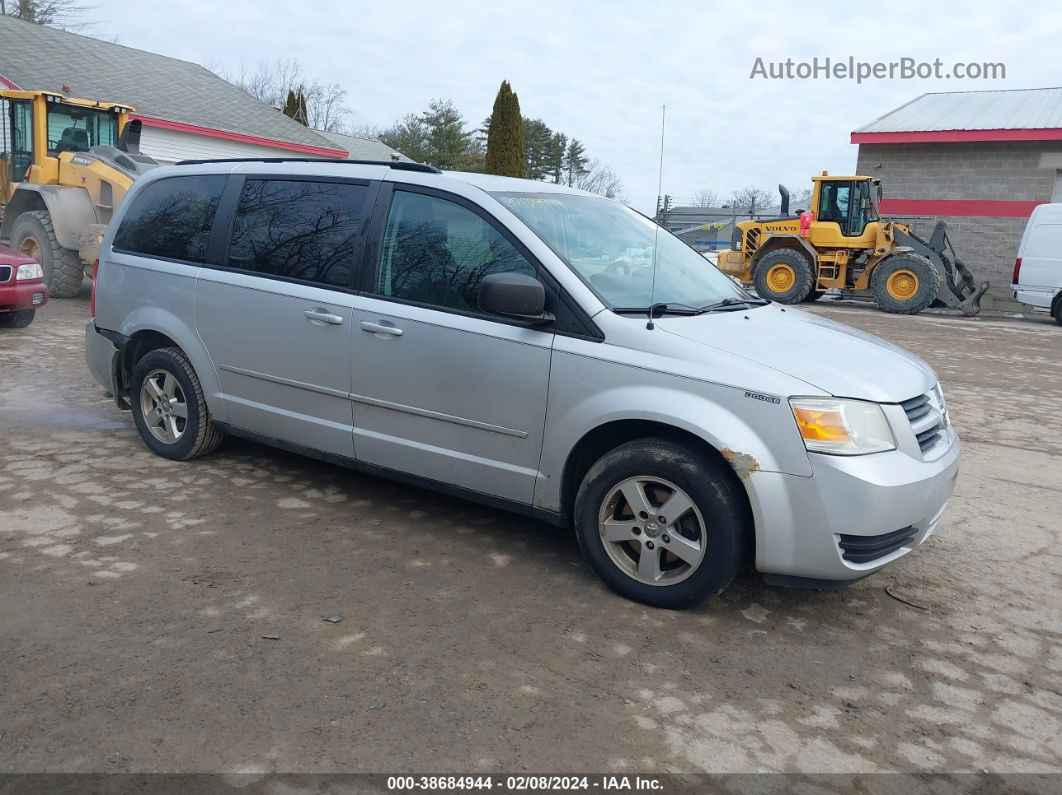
(85, 321, 121, 396)
(747, 435, 960, 583)
(0, 281, 48, 312)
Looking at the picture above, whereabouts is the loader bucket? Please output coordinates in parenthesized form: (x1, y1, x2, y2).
(893, 222, 989, 316)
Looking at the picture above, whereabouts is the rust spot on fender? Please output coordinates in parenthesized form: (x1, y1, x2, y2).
(721, 448, 760, 480)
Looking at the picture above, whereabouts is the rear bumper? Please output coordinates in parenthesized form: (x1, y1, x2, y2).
(748, 436, 960, 583)
(1012, 285, 1058, 310)
(0, 281, 48, 312)
(85, 320, 121, 396)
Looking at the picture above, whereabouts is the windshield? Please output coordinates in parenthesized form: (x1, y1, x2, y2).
(46, 104, 119, 154)
(492, 191, 749, 310)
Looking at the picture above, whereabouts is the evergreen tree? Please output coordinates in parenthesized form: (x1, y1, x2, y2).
(546, 132, 567, 184)
(422, 99, 481, 171)
(523, 118, 554, 180)
(282, 89, 308, 126)
(563, 138, 589, 186)
(485, 81, 524, 177)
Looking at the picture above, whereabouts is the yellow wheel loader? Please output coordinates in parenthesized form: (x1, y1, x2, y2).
(715, 174, 989, 315)
(1, 90, 158, 297)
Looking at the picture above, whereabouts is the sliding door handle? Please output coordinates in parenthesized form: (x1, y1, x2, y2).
(360, 320, 403, 337)
(304, 308, 344, 326)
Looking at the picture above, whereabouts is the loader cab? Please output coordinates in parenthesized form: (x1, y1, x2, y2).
(0, 90, 131, 190)
(812, 176, 880, 239)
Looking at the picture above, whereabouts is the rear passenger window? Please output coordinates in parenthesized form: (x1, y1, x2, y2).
(227, 179, 368, 289)
(113, 175, 225, 262)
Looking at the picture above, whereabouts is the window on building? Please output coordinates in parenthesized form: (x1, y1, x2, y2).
(113, 175, 226, 262)
(375, 190, 537, 312)
(227, 179, 368, 289)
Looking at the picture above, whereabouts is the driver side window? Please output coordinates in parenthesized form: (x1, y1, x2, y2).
(818, 182, 852, 235)
(375, 190, 537, 313)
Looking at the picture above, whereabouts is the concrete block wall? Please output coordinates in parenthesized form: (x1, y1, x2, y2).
(856, 141, 1062, 310)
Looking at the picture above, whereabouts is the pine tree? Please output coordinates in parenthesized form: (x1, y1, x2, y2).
(523, 118, 554, 180)
(546, 132, 567, 184)
(282, 89, 308, 126)
(422, 99, 478, 170)
(485, 80, 524, 177)
(563, 138, 588, 186)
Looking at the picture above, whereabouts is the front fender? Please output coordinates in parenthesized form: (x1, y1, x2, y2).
(3, 185, 98, 250)
(534, 349, 813, 513)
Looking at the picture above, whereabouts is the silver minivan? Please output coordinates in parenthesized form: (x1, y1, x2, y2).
(85, 159, 960, 608)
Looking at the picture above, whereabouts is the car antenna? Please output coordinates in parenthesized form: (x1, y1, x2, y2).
(647, 104, 666, 330)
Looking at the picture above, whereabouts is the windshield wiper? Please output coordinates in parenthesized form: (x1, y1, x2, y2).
(613, 303, 702, 317)
(696, 297, 770, 313)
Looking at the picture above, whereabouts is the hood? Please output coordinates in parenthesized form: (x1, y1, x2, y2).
(655, 304, 936, 402)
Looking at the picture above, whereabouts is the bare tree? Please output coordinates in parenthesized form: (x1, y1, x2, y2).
(730, 186, 775, 216)
(574, 159, 624, 200)
(1, 0, 90, 29)
(691, 187, 719, 207)
(217, 58, 353, 133)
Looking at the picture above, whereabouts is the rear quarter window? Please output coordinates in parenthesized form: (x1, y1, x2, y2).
(113, 174, 226, 263)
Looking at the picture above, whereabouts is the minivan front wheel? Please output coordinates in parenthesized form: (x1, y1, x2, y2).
(574, 439, 747, 609)
(131, 347, 224, 460)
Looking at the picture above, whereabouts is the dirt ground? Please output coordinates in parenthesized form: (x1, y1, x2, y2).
(1, 293, 1061, 775)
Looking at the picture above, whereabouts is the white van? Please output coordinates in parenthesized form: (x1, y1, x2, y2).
(1013, 203, 1062, 325)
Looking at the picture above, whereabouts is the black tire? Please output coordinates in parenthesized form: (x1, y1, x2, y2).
(803, 289, 827, 302)
(573, 438, 748, 609)
(10, 210, 83, 298)
(1053, 299, 1062, 327)
(871, 253, 940, 315)
(0, 310, 35, 328)
(753, 248, 814, 303)
(130, 347, 224, 461)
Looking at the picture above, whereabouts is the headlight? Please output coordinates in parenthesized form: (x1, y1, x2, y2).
(790, 397, 896, 455)
(16, 262, 43, 281)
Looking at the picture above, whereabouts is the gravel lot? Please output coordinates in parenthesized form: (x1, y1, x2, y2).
(1, 295, 1061, 774)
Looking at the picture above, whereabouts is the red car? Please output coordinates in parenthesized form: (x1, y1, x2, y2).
(0, 245, 49, 328)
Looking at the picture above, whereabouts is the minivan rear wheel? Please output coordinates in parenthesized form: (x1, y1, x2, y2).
(574, 439, 747, 609)
(131, 347, 224, 460)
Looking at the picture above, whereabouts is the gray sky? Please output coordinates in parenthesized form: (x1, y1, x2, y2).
(91, 0, 1061, 213)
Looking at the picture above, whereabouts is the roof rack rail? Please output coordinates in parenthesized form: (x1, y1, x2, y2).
(174, 157, 442, 173)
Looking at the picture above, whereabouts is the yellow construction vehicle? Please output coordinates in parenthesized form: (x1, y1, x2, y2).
(1, 90, 158, 297)
(715, 174, 988, 315)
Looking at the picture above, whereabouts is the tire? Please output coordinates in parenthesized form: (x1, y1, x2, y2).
(130, 347, 224, 461)
(871, 253, 940, 315)
(573, 438, 748, 609)
(10, 210, 83, 298)
(753, 248, 814, 303)
(803, 289, 827, 302)
(0, 309, 35, 328)
(1053, 299, 1062, 327)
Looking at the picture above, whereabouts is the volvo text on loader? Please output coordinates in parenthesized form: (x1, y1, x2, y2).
(715, 174, 989, 315)
(1, 90, 157, 297)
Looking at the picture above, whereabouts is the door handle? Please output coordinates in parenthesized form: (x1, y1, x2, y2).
(360, 320, 403, 337)
(304, 308, 344, 326)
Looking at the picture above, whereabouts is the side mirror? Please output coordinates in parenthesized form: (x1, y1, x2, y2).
(478, 272, 554, 325)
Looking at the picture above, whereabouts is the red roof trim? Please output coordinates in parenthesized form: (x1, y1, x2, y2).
(880, 198, 1046, 218)
(0, 73, 23, 90)
(852, 128, 1062, 144)
(131, 114, 347, 157)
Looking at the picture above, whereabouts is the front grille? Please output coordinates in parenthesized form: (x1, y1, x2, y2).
(0, 265, 11, 283)
(901, 391, 946, 454)
(838, 526, 918, 563)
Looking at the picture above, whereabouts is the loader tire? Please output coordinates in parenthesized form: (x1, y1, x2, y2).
(753, 249, 814, 304)
(11, 211, 84, 298)
(872, 254, 939, 315)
